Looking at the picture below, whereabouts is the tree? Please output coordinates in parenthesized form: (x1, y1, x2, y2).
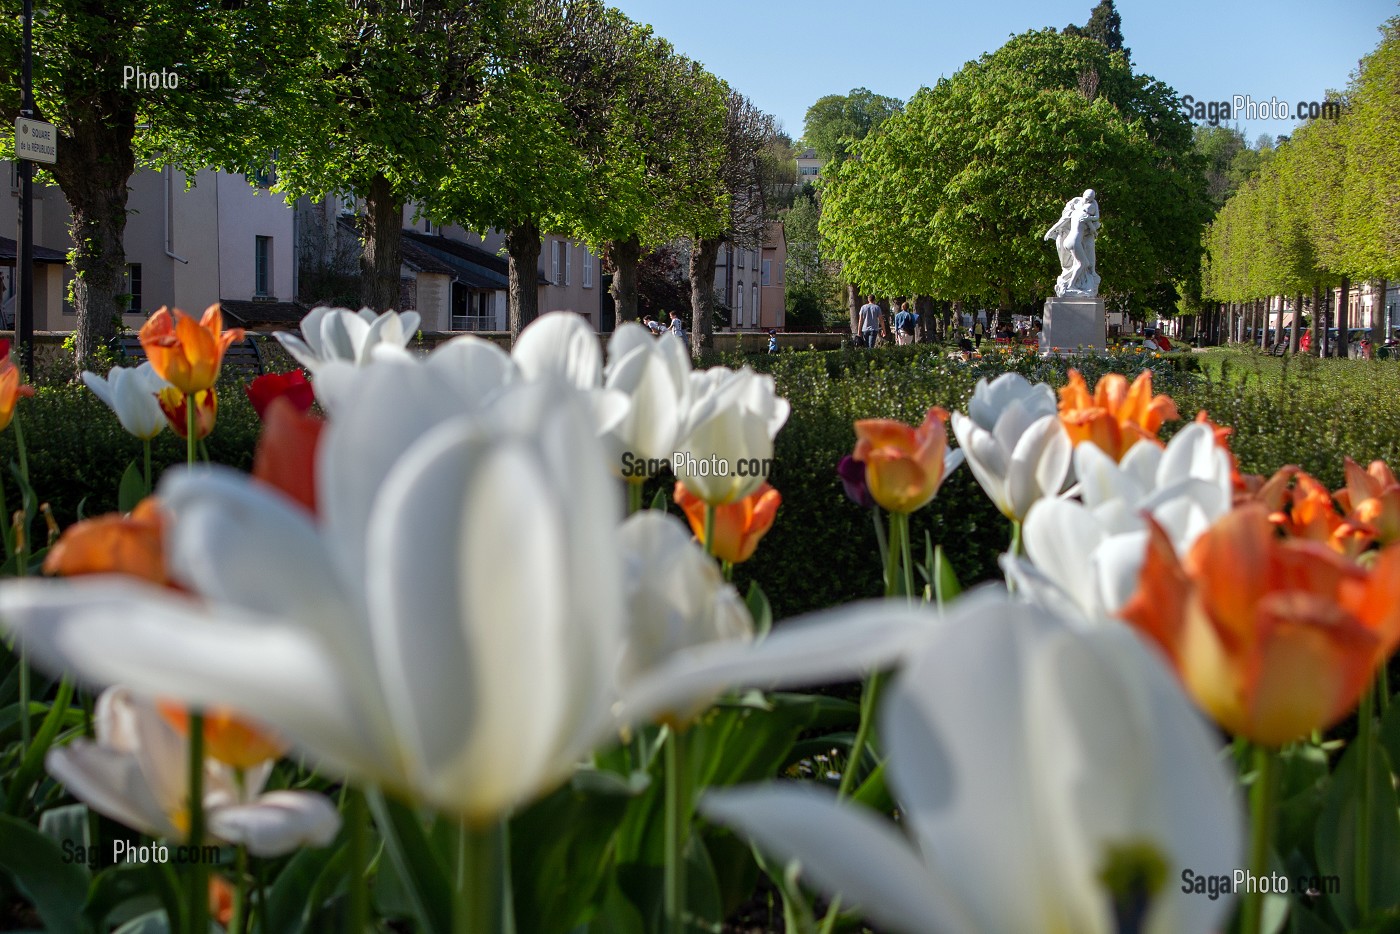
(821, 30, 1206, 324)
(799, 88, 902, 166)
(1064, 0, 1129, 60)
(783, 190, 842, 329)
(227, 0, 520, 315)
(0, 1, 326, 370)
(1341, 16, 1400, 281)
(687, 90, 783, 355)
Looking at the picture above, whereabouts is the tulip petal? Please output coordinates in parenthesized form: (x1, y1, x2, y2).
(1023, 499, 1106, 618)
(45, 743, 176, 840)
(701, 784, 969, 934)
(512, 311, 602, 388)
(426, 335, 517, 402)
(614, 601, 929, 730)
(208, 791, 342, 857)
(0, 579, 390, 787)
(1007, 416, 1070, 520)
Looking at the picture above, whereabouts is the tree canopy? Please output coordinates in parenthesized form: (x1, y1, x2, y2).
(820, 29, 1205, 310)
(800, 88, 903, 165)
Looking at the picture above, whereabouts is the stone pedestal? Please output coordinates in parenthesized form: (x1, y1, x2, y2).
(1042, 297, 1105, 355)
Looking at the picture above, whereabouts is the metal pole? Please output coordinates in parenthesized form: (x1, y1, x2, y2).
(17, 0, 34, 380)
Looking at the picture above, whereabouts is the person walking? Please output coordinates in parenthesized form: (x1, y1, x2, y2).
(858, 295, 885, 349)
(973, 317, 985, 349)
(668, 310, 687, 343)
(893, 301, 916, 346)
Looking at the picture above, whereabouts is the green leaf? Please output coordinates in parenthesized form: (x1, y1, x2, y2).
(0, 812, 91, 933)
(1315, 735, 1400, 927)
(365, 789, 451, 934)
(117, 461, 145, 514)
(744, 581, 772, 639)
(265, 841, 342, 934)
(83, 863, 164, 931)
(933, 544, 961, 608)
(111, 909, 170, 934)
(6, 678, 75, 815)
(649, 489, 668, 512)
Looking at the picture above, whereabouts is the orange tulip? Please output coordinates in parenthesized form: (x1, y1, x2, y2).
(139, 305, 244, 395)
(158, 387, 217, 440)
(1194, 410, 1265, 500)
(1120, 505, 1399, 746)
(209, 876, 234, 926)
(674, 480, 781, 564)
(853, 406, 958, 514)
(1057, 369, 1179, 462)
(252, 397, 324, 515)
(0, 353, 35, 432)
(43, 497, 167, 586)
(157, 702, 288, 770)
(1334, 457, 1400, 547)
(1264, 468, 1372, 558)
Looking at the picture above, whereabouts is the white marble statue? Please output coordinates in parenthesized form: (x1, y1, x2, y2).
(1043, 189, 1101, 298)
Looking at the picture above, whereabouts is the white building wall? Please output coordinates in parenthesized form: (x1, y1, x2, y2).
(216, 172, 295, 302)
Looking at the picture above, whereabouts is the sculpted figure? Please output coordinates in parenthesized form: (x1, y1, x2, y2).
(1044, 189, 1101, 297)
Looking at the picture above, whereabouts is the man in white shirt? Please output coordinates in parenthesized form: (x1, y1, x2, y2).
(858, 296, 884, 349)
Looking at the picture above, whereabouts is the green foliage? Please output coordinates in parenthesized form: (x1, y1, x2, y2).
(820, 29, 1207, 308)
(1064, 0, 1129, 58)
(799, 87, 903, 166)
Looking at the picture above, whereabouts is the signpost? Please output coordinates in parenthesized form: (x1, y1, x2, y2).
(14, 0, 41, 380)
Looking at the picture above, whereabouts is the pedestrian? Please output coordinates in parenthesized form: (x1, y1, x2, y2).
(858, 295, 884, 349)
(767, 329, 779, 354)
(893, 301, 916, 346)
(642, 315, 664, 336)
(668, 310, 687, 343)
(973, 318, 985, 348)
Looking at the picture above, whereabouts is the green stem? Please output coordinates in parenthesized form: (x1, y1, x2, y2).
(13, 413, 30, 576)
(144, 437, 153, 496)
(627, 480, 643, 515)
(664, 727, 690, 934)
(186, 711, 207, 934)
(703, 504, 716, 558)
(1378, 667, 1391, 716)
(870, 508, 888, 592)
(0, 467, 10, 563)
(186, 395, 197, 468)
(1240, 745, 1279, 934)
(837, 671, 884, 799)
(17, 650, 29, 754)
(346, 788, 370, 934)
(229, 845, 249, 934)
(1356, 687, 1375, 919)
(896, 512, 913, 601)
(884, 511, 901, 599)
(1009, 519, 1022, 557)
(454, 818, 507, 934)
(721, 559, 733, 583)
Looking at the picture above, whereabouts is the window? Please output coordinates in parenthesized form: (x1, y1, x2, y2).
(551, 240, 560, 284)
(583, 250, 593, 288)
(761, 259, 772, 287)
(564, 242, 572, 286)
(752, 284, 759, 322)
(125, 263, 142, 314)
(254, 236, 272, 297)
(800, 166, 820, 177)
(738, 249, 745, 269)
(736, 281, 744, 327)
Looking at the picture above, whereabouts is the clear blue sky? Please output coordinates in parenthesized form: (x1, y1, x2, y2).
(609, 0, 1396, 146)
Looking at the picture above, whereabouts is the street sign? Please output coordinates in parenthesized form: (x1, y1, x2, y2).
(15, 116, 56, 164)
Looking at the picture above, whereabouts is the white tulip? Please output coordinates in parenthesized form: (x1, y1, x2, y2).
(702, 596, 1243, 934)
(616, 511, 750, 720)
(82, 363, 170, 440)
(605, 324, 692, 478)
(47, 687, 339, 857)
(2, 361, 924, 821)
(512, 310, 602, 389)
(1005, 422, 1233, 620)
(950, 373, 1071, 521)
(274, 306, 421, 376)
(675, 367, 790, 504)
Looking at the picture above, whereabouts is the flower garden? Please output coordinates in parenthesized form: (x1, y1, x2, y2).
(0, 306, 1396, 933)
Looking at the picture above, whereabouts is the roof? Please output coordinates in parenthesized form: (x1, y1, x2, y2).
(220, 300, 309, 329)
(0, 237, 67, 265)
(797, 148, 819, 160)
(403, 230, 549, 286)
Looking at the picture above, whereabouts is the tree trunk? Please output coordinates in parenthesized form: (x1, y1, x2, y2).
(997, 287, 1012, 329)
(847, 283, 860, 337)
(1257, 298, 1266, 350)
(359, 173, 403, 313)
(505, 220, 542, 339)
(1290, 292, 1302, 353)
(689, 236, 721, 356)
(1372, 278, 1388, 348)
(915, 295, 934, 343)
(50, 106, 136, 374)
(606, 235, 642, 323)
(1338, 277, 1351, 358)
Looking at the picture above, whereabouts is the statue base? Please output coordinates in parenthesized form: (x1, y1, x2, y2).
(1041, 297, 1105, 356)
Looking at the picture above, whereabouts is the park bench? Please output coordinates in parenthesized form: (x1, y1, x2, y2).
(109, 333, 266, 377)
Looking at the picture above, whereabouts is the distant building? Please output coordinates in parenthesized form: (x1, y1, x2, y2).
(796, 147, 824, 186)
